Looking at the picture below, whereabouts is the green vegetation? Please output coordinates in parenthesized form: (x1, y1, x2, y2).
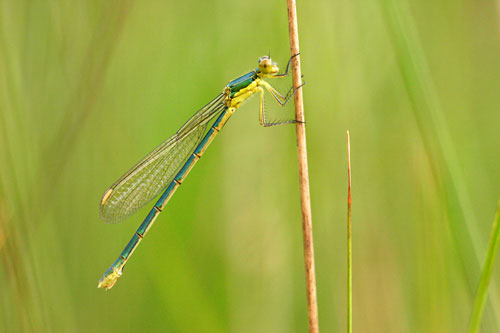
(1, 1, 499, 331)
(469, 201, 500, 332)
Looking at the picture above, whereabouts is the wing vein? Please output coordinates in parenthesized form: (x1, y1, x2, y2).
(100, 94, 226, 222)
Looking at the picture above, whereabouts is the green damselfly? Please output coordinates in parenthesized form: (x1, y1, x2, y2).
(98, 55, 300, 289)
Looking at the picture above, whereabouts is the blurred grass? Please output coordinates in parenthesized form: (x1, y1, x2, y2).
(469, 199, 500, 332)
(1, 0, 500, 332)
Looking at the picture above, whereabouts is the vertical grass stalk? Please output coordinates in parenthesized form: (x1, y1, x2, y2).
(468, 199, 500, 332)
(285, 0, 319, 331)
(346, 131, 352, 333)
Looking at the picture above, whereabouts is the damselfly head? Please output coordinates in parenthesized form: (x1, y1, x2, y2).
(258, 56, 279, 76)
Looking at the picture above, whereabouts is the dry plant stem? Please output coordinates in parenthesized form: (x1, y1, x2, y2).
(286, 0, 319, 332)
(347, 131, 352, 333)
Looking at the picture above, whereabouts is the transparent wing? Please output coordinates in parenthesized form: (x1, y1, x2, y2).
(100, 94, 226, 222)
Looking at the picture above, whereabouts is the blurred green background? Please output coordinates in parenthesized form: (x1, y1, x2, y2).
(1, 0, 500, 332)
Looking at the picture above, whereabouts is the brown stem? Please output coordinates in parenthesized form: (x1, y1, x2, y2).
(285, 0, 319, 332)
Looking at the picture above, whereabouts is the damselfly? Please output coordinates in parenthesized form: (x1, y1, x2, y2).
(98, 55, 301, 289)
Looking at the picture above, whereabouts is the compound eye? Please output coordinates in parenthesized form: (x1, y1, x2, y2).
(259, 55, 270, 64)
(260, 59, 271, 68)
(258, 56, 278, 75)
